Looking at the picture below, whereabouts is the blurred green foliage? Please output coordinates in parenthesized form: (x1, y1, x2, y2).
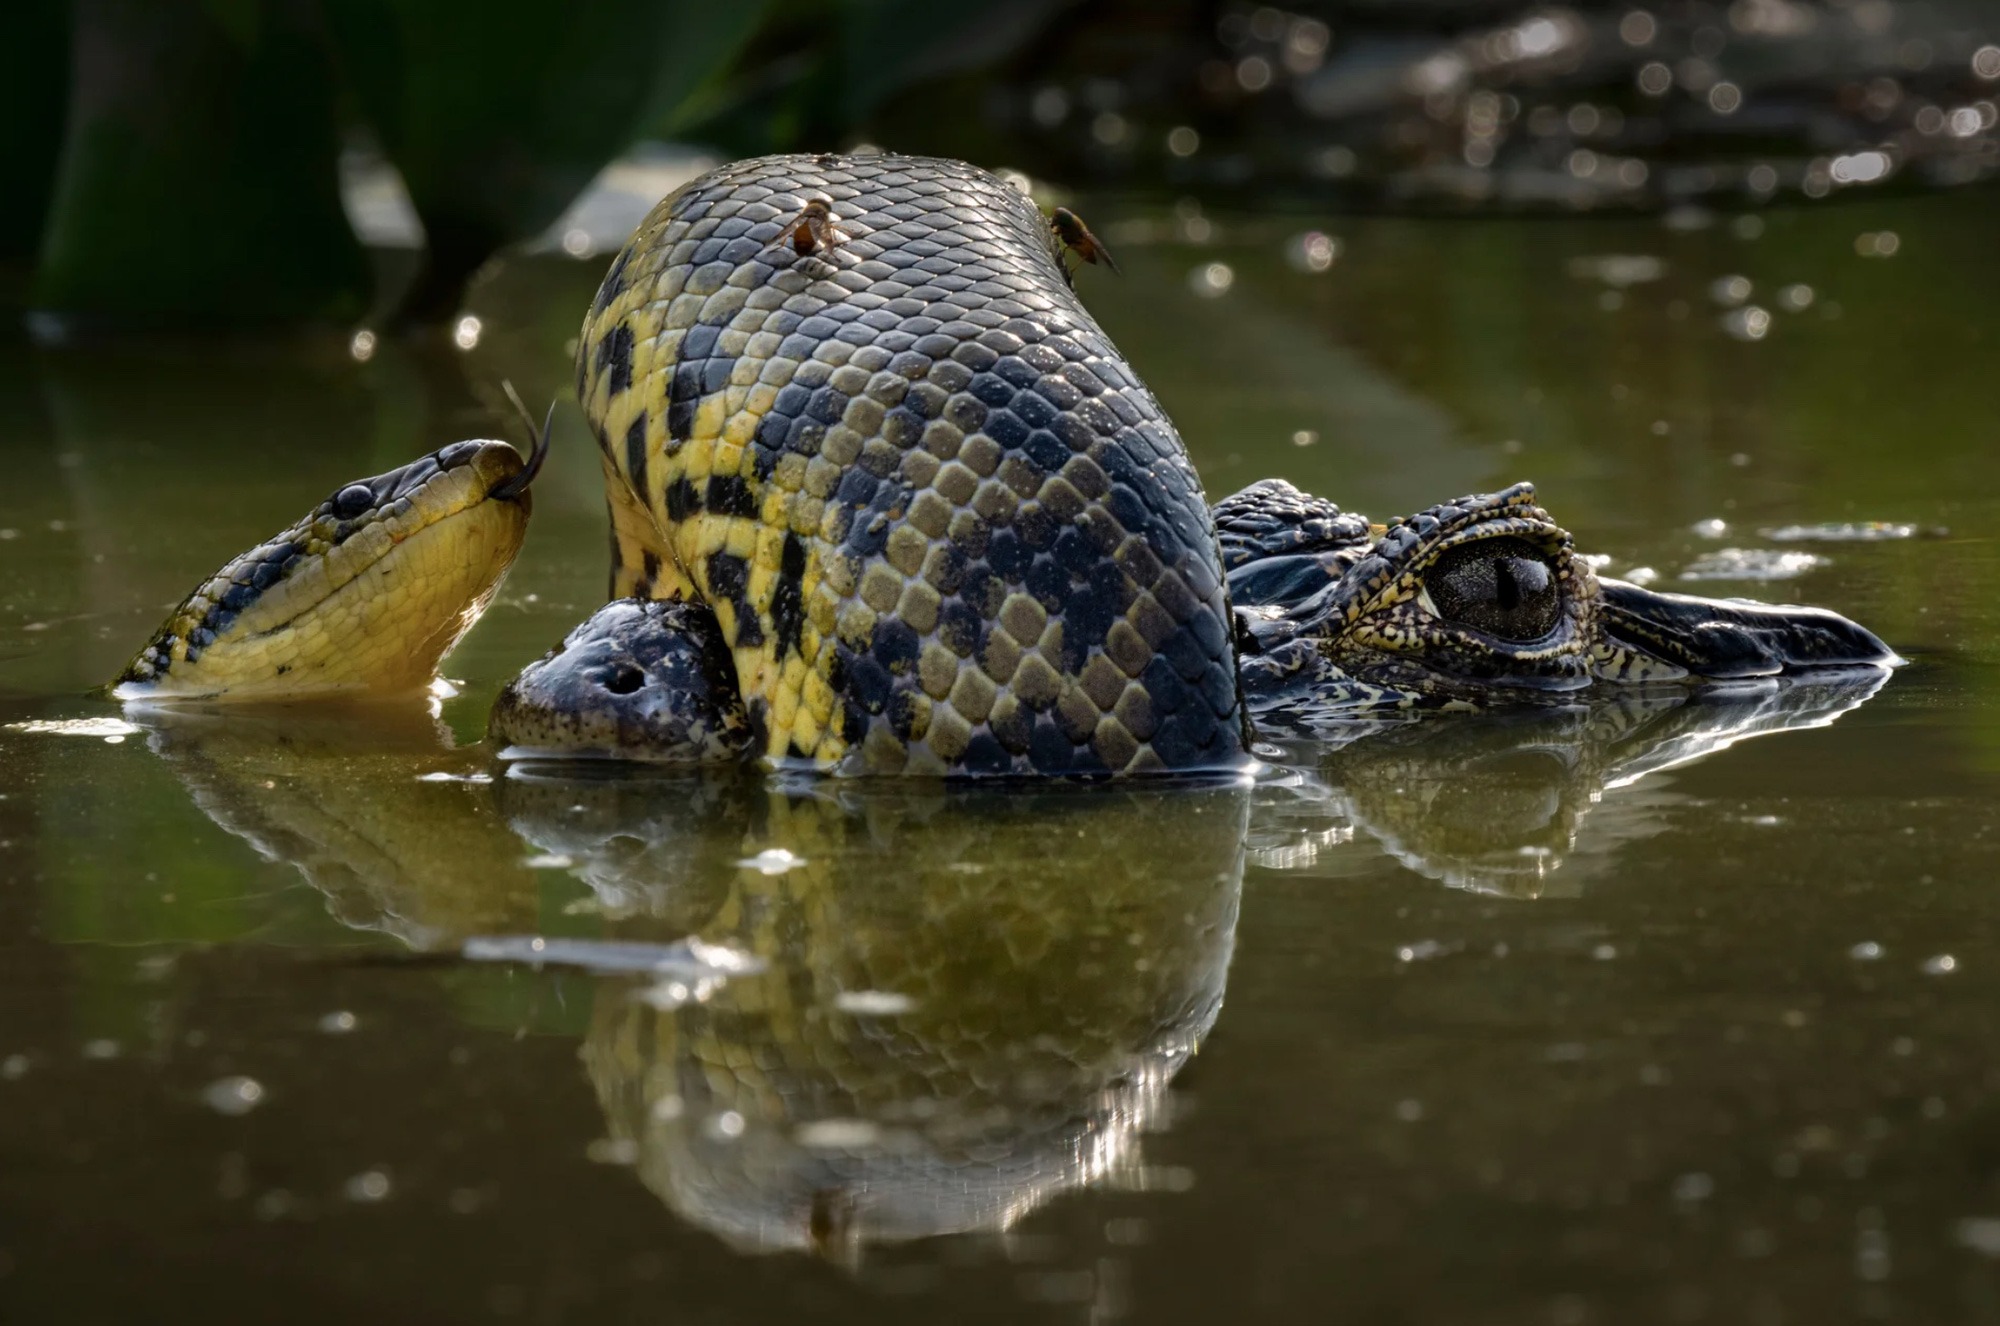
(0, 0, 69, 267)
(33, 0, 369, 329)
(663, 0, 1070, 154)
(320, 0, 774, 326)
(9, 0, 1079, 332)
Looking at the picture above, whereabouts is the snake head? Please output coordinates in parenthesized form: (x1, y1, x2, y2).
(112, 439, 537, 701)
(1229, 480, 1897, 710)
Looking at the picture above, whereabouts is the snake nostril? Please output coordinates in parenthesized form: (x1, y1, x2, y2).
(437, 441, 478, 469)
(600, 661, 646, 695)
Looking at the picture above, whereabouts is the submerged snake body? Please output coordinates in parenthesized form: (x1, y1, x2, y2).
(575, 154, 1245, 776)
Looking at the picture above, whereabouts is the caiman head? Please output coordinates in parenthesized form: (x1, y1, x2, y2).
(1221, 479, 1897, 710)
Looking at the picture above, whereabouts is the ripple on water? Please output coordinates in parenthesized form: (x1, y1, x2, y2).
(461, 935, 765, 979)
(1760, 521, 1931, 542)
(5, 717, 140, 743)
(1679, 549, 1828, 582)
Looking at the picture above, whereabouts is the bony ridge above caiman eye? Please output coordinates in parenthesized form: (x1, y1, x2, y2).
(1424, 536, 1562, 643)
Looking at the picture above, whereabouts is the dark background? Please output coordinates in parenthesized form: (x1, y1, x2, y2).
(5, 0, 1998, 332)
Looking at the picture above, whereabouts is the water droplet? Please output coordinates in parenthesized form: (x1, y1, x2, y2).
(318, 1011, 358, 1034)
(252, 1189, 295, 1221)
(585, 1138, 638, 1165)
(204, 1076, 266, 1116)
(835, 990, 916, 1016)
(1958, 1217, 2000, 1256)
(1849, 942, 1883, 961)
(1028, 86, 1069, 128)
(1922, 954, 1957, 976)
(795, 1118, 881, 1149)
(1709, 275, 1753, 306)
(344, 1169, 392, 1202)
(1188, 262, 1234, 297)
(1830, 151, 1891, 186)
(1722, 305, 1772, 341)
(1620, 11, 1656, 46)
(738, 847, 805, 875)
(1285, 231, 1338, 273)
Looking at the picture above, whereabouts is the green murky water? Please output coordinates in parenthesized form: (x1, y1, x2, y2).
(5, 188, 2000, 1323)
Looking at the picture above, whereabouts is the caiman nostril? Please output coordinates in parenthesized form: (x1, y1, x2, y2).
(331, 484, 374, 519)
(600, 661, 646, 695)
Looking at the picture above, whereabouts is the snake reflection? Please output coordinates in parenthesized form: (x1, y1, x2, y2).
(131, 672, 1883, 1254)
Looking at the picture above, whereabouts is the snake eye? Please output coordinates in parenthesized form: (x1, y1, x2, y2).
(1425, 537, 1561, 642)
(331, 484, 375, 520)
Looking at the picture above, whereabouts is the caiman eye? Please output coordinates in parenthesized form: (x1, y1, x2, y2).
(1425, 537, 1561, 642)
(331, 484, 375, 519)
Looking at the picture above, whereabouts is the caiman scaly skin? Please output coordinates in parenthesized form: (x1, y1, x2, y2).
(572, 153, 1246, 776)
(1217, 479, 1897, 712)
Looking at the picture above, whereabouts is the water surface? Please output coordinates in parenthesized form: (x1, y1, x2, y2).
(3, 187, 2000, 1323)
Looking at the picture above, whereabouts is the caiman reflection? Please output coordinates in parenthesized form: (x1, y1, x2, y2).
(1251, 672, 1889, 898)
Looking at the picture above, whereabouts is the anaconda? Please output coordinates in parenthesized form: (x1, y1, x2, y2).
(113, 152, 1897, 770)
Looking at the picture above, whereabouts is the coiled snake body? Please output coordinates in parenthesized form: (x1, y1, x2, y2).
(571, 153, 1245, 776)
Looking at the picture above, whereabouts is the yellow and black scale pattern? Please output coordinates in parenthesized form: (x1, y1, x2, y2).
(576, 153, 1246, 776)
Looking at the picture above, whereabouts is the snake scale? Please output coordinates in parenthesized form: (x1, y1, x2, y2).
(574, 153, 1246, 777)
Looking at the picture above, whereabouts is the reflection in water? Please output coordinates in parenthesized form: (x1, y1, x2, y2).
(127, 710, 1245, 1259)
(120, 669, 1885, 1261)
(1252, 672, 1888, 898)
(129, 704, 541, 946)
(500, 772, 1246, 1258)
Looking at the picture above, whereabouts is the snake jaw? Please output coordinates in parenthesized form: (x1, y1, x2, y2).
(114, 439, 533, 701)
